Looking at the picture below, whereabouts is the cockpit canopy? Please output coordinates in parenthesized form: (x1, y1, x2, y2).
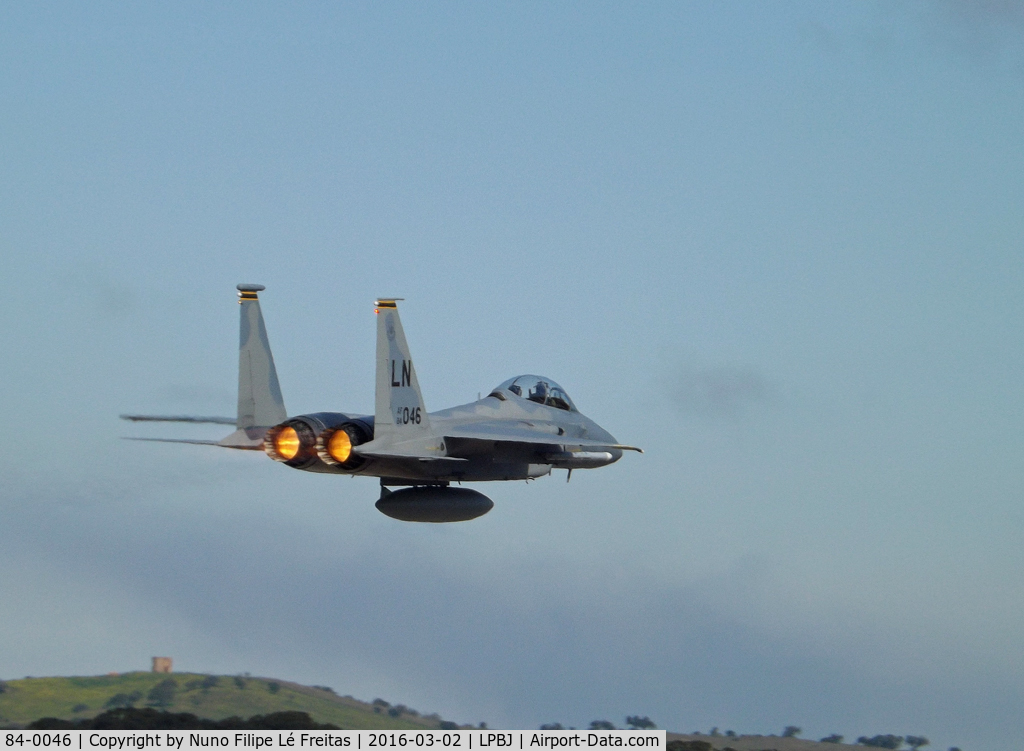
(492, 375, 577, 412)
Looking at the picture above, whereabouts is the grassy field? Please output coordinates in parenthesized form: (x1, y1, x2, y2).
(0, 673, 451, 729)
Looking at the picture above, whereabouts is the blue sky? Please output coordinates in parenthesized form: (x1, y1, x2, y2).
(1, 2, 1022, 749)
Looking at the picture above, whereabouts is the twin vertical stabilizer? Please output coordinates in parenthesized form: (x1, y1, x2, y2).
(123, 284, 288, 450)
(235, 284, 287, 429)
(373, 299, 430, 442)
(218, 284, 287, 448)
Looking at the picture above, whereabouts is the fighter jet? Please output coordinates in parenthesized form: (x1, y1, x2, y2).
(123, 284, 640, 522)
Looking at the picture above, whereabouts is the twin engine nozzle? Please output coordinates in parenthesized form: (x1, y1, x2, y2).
(263, 413, 372, 472)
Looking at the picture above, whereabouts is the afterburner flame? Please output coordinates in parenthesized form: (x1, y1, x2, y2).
(327, 429, 353, 464)
(274, 426, 300, 460)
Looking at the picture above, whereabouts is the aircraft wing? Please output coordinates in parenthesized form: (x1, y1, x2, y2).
(443, 422, 642, 452)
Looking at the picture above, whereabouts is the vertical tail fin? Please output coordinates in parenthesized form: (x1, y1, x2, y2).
(236, 284, 287, 429)
(374, 299, 430, 441)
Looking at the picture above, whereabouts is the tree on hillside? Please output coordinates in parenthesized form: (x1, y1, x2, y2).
(665, 742, 712, 751)
(539, 723, 564, 730)
(590, 720, 615, 730)
(27, 707, 339, 730)
(857, 735, 904, 749)
(905, 737, 928, 751)
(782, 726, 802, 738)
(820, 735, 844, 744)
(0, 680, 7, 694)
(147, 679, 177, 709)
(626, 716, 656, 730)
(105, 691, 142, 709)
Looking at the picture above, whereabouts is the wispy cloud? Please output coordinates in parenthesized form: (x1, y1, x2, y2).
(667, 365, 776, 419)
(943, 0, 1024, 27)
(920, 0, 1024, 64)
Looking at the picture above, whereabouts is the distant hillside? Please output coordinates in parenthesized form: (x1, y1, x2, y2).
(667, 733, 882, 751)
(0, 673, 455, 730)
(0, 674, 917, 750)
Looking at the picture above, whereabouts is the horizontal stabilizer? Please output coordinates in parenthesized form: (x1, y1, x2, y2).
(123, 437, 223, 446)
(217, 428, 270, 450)
(120, 415, 236, 425)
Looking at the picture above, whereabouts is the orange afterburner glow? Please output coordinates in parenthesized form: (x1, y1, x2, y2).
(327, 429, 353, 464)
(274, 426, 300, 460)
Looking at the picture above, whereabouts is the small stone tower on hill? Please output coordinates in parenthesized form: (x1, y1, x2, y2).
(151, 657, 172, 673)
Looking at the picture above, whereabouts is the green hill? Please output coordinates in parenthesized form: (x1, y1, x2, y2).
(0, 674, 915, 750)
(0, 673, 453, 730)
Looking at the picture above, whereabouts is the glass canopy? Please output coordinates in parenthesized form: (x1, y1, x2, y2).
(492, 375, 577, 412)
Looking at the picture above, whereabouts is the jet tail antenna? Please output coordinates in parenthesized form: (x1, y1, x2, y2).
(236, 284, 287, 429)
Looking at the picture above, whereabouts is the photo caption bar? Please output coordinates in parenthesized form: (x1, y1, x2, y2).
(2, 730, 665, 751)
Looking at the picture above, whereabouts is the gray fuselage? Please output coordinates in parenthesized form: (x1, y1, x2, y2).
(277, 387, 623, 485)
